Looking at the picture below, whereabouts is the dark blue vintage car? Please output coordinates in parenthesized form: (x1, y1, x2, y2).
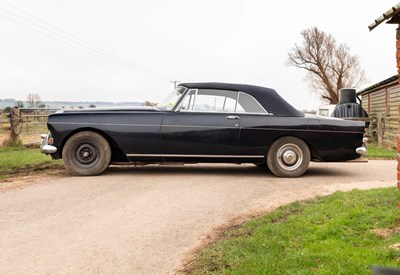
(41, 83, 367, 177)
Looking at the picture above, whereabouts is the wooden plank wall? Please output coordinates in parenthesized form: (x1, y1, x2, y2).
(361, 83, 399, 148)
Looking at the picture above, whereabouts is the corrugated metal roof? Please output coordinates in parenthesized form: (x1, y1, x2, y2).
(357, 75, 398, 95)
(369, 3, 400, 31)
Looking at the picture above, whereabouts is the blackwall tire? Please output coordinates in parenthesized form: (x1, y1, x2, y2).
(254, 163, 266, 168)
(62, 131, 111, 176)
(266, 136, 310, 178)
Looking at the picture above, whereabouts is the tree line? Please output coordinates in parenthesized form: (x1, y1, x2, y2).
(0, 93, 45, 113)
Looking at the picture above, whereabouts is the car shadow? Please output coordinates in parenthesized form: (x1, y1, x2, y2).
(102, 164, 352, 178)
(105, 164, 268, 177)
(304, 166, 354, 177)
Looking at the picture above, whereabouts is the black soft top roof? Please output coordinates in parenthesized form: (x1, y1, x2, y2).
(178, 82, 304, 117)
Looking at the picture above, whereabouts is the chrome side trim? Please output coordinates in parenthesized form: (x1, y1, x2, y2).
(51, 122, 160, 127)
(126, 154, 264, 158)
(162, 125, 238, 129)
(241, 127, 363, 134)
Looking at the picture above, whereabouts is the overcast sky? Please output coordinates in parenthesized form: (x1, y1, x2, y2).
(0, 0, 397, 109)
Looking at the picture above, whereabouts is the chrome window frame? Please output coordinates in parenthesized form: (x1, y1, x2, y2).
(175, 88, 270, 115)
(237, 91, 268, 114)
(171, 87, 189, 111)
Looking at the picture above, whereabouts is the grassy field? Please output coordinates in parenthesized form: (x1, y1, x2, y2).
(0, 145, 63, 179)
(187, 188, 400, 274)
(367, 143, 397, 160)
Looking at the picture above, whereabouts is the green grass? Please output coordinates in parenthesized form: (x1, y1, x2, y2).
(0, 144, 62, 178)
(188, 188, 400, 274)
(367, 143, 397, 159)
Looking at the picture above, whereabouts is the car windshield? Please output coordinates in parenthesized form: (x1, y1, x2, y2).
(157, 86, 186, 110)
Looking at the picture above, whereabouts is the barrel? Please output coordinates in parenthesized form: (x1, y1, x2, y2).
(339, 88, 357, 104)
(331, 103, 368, 118)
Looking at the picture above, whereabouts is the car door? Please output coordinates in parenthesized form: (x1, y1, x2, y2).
(233, 91, 277, 157)
(107, 111, 165, 162)
(161, 88, 241, 161)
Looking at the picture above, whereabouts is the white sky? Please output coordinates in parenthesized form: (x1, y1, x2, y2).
(0, 0, 397, 110)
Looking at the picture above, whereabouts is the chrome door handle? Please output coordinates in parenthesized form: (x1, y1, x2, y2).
(226, 115, 240, 120)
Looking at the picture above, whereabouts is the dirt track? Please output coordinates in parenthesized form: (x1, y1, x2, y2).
(0, 160, 396, 274)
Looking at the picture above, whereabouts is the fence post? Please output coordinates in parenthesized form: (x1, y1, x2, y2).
(397, 107, 400, 208)
(377, 114, 383, 146)
(11, 107, 21, 138)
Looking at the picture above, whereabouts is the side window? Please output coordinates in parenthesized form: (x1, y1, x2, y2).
(236, 92, 266, 114)
(181, 89, 238, 112)
(177, 89, 267, 114)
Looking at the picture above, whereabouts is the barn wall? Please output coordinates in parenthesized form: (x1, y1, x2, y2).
(360, 81, 399, 148)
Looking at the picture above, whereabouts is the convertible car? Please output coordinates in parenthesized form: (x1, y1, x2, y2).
(40, 83, 367, 177)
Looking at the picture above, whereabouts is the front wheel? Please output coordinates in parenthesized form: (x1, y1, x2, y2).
(62, 131, 111, 176)
(266, 136, 310, 178)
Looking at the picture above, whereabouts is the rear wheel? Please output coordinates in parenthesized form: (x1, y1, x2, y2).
(62, 131, 111, 176)
(267, 136, 310, 177)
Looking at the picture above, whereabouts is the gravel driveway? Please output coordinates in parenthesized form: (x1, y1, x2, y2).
(0, 160, 396, 274)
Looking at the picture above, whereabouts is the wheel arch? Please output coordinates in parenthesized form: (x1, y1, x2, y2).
(59, 127, 128, 162)
(266, 135, 321, 161)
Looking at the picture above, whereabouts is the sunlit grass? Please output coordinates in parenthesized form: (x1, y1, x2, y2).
(367, 143, 397, 160)
(188, 188, 400, 274)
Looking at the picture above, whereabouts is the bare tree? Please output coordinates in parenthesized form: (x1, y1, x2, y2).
(287, 27, 366, 104)
(16, 100, 24, 108)
(26, 93, 42, 107)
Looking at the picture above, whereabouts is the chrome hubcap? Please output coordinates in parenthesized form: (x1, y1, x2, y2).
(277, 143, 303, 171)
(282, 150, 297, 165)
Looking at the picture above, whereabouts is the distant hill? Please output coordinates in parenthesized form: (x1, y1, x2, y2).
(41, 101, 143, 109)
(0, 99, 16, 108)
(0, 99, 143, 110)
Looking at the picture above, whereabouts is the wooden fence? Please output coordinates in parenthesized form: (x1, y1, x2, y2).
(365, 114, 396, 148)
(0, 108, 57, 145)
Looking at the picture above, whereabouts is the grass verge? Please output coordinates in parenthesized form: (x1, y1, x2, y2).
(186, 188, 400, 274)
(367, 143, 397, 160)
(0, 145, 63, 179)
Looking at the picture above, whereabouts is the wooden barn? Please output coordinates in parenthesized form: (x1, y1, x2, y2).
(357, 75, 399, 148)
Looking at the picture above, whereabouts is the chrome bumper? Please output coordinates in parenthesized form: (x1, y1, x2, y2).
(355, 137, 368, 155)
(40, 134, 57, 154)
(356, 147, 367, 155)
